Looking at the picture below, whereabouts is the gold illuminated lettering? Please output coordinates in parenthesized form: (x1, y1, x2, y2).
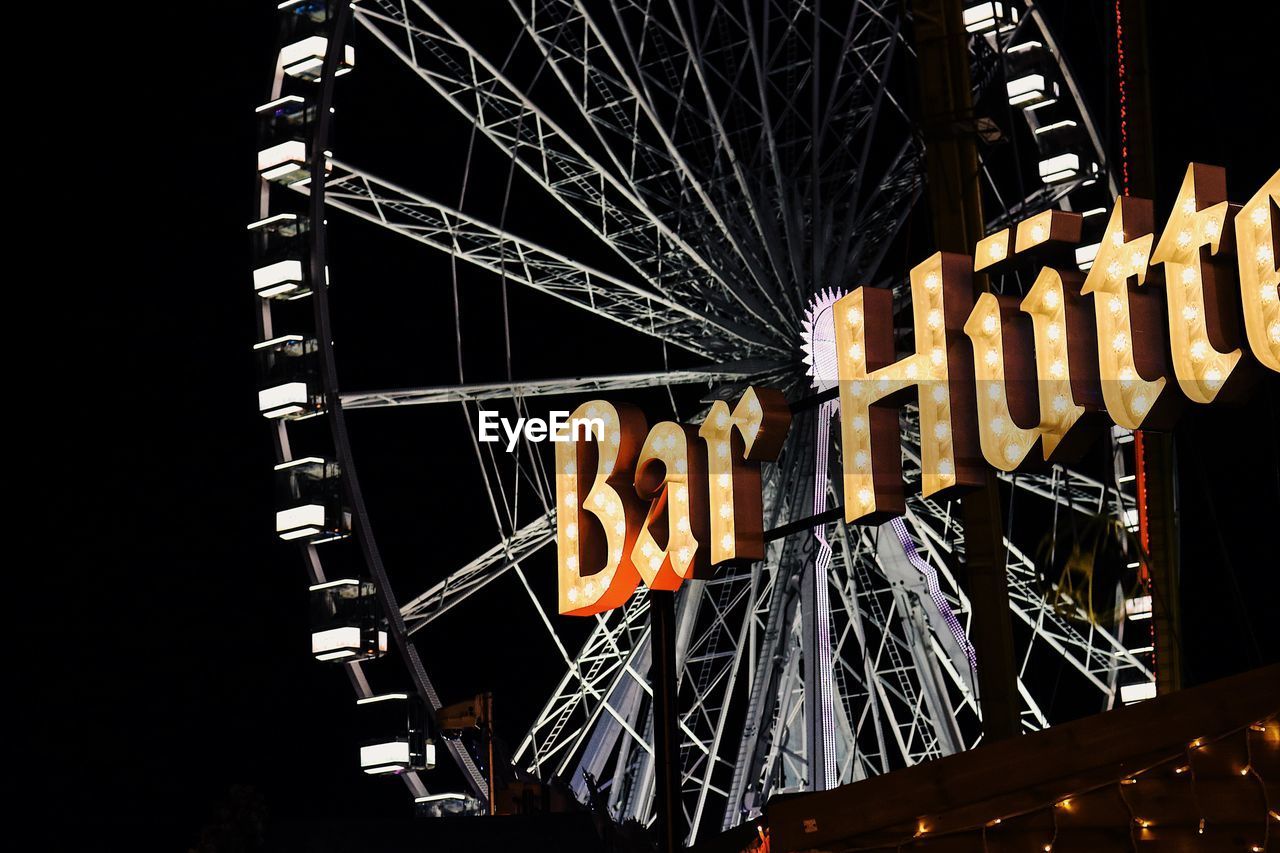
(965, 293, 1041, 470)
(698, 387, 791, 564)
(1236, 170, 1280, 372)
(835, 253, 983, 523)
(631, 422, 709, 588)
(1151, 164, 1248, 402)
(1081, 197, 1179, 429)
(1021, 267, 1103, 459)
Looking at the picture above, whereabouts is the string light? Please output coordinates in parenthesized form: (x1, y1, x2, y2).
(1115, 0, 1130, 196)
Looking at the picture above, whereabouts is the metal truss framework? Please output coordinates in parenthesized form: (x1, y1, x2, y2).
(291, 162, 777, 359)
(339, 363, 779, 409)
(353, 0, 793, 357)
(499, 420, 1151, 842)
(262, 0, 1148, 840)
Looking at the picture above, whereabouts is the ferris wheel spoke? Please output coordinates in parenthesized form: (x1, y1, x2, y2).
(610, 0, 804, 326)
(400, 511, 555, 630)
(510, 1, 798, 336)
(1003, 537, 1153, 698)
(353, 0, 794, 351)
(903, 476, 1147, 707)
(841, 140, 926, 284)
(848, 546, 961, 765)
(339, 362, 780, 409)
(295, 161, 783, 358)
(672, 570, 755, 841)
(538, 614, 657, 788)
(1001, 464, 1133, 519)
(829, 519, 894, 777)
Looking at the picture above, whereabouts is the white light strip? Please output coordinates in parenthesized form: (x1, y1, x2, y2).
(254, 256, 304, 289)
(962, 2, 1005, 33)
(1007, 74, 1046, 99)
(259, 382, 309, 414)
(356, 693, 409, 705)
(1039, 153, 1081, 182)
(280, 36, 328, 68)
(258, 140, 307, 173)
(309, 578, 362, 592)
(257, 282, 298, 298)
(1075, 242, 1101, 271)
(261, 163, 305, 181)
(253, 334, 305, 351)
(315, 649, 357, 661)
(247, 212, 298, 231)
(312, 626, 362, 654)
(254, 95, 305, 113)
(277, 504, 325, 533)
(1034, 119, 1079, 135)
(1007, 40, 1044, 54)
(1120, 681, 1157, 704)
(1125, 594, 1154, 616)
(274, 456, 327, 471)
(414, 793, 468, 804)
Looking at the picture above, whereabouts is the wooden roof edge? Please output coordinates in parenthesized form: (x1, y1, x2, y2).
(764, 663, 1280, 850)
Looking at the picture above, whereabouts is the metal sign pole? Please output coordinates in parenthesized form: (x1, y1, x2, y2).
(649, 588, 681, 852)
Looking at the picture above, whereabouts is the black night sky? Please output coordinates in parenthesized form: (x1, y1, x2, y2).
(31, 2, 1279, 850)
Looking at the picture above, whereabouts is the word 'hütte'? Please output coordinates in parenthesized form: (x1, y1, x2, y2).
(555, 164, 1278, 616)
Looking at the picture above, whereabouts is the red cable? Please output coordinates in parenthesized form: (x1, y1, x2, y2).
(1115, 0, 1157, 684)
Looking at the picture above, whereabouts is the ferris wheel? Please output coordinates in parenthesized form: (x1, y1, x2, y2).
(252, 0, 1158, 842)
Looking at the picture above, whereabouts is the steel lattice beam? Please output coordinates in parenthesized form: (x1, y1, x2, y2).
(340, 363, 780, 409)
(291, 161, 776, 358)
(353, 0, 793, 356)
(401, 512, 556, 628)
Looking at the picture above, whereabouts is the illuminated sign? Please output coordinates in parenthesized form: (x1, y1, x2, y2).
(555, 164, 1278, 616)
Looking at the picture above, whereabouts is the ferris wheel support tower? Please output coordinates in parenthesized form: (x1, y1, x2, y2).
(908, 0, 1020, 742)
